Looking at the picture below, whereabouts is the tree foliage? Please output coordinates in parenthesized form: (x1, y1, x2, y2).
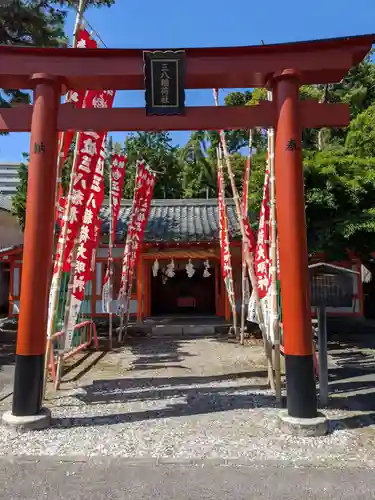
(123, 132, 184, 199)
(303, 151, 375, 260)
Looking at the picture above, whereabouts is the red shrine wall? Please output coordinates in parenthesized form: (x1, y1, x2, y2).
(3, 246, 364, 320)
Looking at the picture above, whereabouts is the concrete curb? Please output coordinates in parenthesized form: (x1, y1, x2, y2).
(278, 410, 329, 437)
(2, 408, 51, 431)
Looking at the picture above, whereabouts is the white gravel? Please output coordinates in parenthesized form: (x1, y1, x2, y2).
(1, 336, 375, 465)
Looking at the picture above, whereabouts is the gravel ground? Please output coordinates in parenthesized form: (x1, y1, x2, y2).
(1, 335, 375, 464)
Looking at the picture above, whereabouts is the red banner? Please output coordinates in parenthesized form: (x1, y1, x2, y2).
(55, 28, 97, 220)
(102, 153, 127, 304)
(241, 152, 252, 271)
(254, 168, 270, 299)
(243, 213, 256, 254)
(54, 89, 116, 274)
(110, 154, 127, 244)
(117, 163, 155, 309)
(217, 166, 235, 309)
(127, 169, 155, 288)
(71, 137, 107, 301)
(64, 139, 109, 349)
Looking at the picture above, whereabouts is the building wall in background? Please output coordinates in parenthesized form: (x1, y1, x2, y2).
(0, 162, 20, 197)
(0, 210, 23, 250)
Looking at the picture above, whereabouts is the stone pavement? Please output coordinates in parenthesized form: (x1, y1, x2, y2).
(1, 458, 375, 500)
(0, 333, 375, 465)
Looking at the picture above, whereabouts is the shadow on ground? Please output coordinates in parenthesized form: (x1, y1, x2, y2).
(48, 325, 375, 430)
(51, 372, 274, 429)
(105, 333, 235, 373)
(50, 370, 375, 431)
(0, 340, 16, 372)
(125, 335, 197, 371)
(326, 331, 375, 413)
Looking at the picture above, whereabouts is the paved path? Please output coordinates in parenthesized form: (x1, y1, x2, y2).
(1, 334, 375, 465)
(0, 458, 374, 500)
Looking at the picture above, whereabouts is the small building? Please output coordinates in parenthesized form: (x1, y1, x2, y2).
(0, 198, 364, 321)
(0, 195, 23, 313)
(0, 162, 21, 197)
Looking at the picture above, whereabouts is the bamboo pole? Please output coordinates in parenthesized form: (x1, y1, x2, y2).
(108, 260, 114, 347)
(118, 302, 126, 342)
(119, 284, 131, 343)
(119, 166, 157, 342)
(267, 90, 282, 403)
(55, 134, 106, 389)
(212, 89, 275, 392)
(240, 130, 253, 345)
(217, 148, 237, 337)
(54, 240, 78, 390)
(123, 294, 131, 339)
(118, 235, 135, 342)
(118, 164, 141, 343)
(108, 148, 114, 349)
(46, 124, 81, 392)
(43, 121, 82, 396)
(52, 2, 86, 229)
(43, 0, 87, 396)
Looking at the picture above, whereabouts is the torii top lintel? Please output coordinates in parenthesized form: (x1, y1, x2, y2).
(0, 33, 374, 90)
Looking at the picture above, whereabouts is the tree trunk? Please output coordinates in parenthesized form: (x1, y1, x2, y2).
(317, 85, 329, 151)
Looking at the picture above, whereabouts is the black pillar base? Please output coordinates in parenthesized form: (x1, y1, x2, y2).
(285, 354, 317, 419)
(12, 354, 44, 417)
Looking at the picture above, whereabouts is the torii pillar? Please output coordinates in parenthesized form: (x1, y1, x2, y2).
(272, 70, 322, 429)
(2, 74, 59, 429)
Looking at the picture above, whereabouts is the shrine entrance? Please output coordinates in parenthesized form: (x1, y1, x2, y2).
(1, 33, 373, 423)
(151, 265, 216, 317)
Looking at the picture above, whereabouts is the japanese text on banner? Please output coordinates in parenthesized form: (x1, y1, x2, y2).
(54, 89, 115, 275)
(217, 168, 235, 309)
(118, 164, 155, 309)
(72, 140, 107, 302)
(247, 168, 271, 331)
(110, 154, 127, 243)
(255, 168, 270, 299)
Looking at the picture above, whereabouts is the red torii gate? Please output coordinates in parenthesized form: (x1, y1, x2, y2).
(0, 34, 373, 429)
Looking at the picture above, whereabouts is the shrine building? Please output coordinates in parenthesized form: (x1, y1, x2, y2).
(0, 198, 364, 322)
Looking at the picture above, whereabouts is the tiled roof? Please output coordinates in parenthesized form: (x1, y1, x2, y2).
(0, 194, 12, 212)
(0, 244, 22, 255)
(100, 198, 241, 243)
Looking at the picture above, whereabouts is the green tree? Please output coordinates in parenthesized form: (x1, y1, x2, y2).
(345, 103, 375, 157)
(123, 132, 184, 199)
(304, 150, 375, 260)
(0, 0, 114, 47)
(180, 130, 219, 198)
(246, 148, 375, 261)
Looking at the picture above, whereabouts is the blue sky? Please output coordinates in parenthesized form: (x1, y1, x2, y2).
(1, 0, 374, 162)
